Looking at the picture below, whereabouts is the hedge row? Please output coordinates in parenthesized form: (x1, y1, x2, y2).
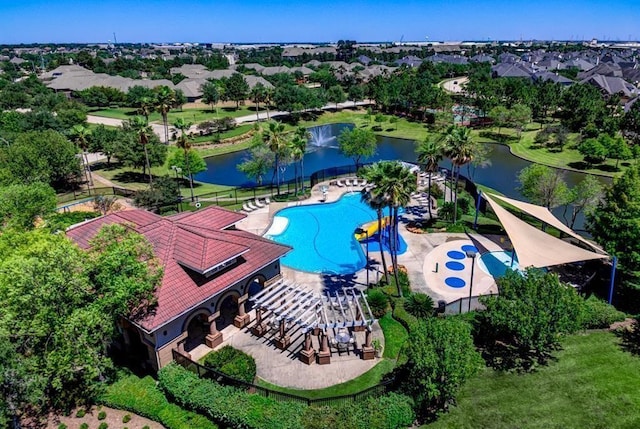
(302, 393, 415, 429)
(202, 345, 257, 383)
(392, 299, 418, 333)
(158, 363, 305, 429)
(158, 364, 415, 429)
(100, 374, 217, 429)
(582, 296, 627, 329)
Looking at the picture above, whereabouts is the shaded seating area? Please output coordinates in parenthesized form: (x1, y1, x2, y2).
(249, 280, 378, 365)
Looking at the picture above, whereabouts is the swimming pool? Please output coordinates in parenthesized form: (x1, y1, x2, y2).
(266, 193, 407, 274)
(478, 250, 520, 278)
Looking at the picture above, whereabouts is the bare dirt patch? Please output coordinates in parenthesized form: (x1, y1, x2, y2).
(47, 405, 165, 429)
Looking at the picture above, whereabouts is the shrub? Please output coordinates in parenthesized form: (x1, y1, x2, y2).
(122, 414, 132, 423)
(302, 392, 414, 429)
(158, 364, 305, 429)
(98, 423, 108, 429)
(404, 293, 435, 319)
(101, 374, 217, 429)
(79, 424, 89, 429)
(142, 427, 150, 429)
(57, 424, 68, 429)
(76, 409, 86, 418)
(392, 300, 418, 333)
(582, 296, 627, 329)
(98, 410, 107, 420)
(429, 183, 443, 199)
(367, 289, 389, 317)
(202, 345, 257, 384)
(457, 197, 471, 215)
(439, 201, 461, 221)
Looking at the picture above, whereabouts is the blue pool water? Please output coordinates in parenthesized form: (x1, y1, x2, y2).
(267, 193, 407, 274)
(479, 250, 520, 278)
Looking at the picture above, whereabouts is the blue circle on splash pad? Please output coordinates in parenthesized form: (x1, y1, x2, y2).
(446, 261, 465, 271)
(445, 277, 466, 288)
(447, 250, 465, 260)
(461, 245, 479, 253)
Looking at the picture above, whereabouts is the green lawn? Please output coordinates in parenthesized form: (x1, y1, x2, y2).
(191, 124, 254, 144)
(90, 106, 257, 123)
(425, 331, 640, 429)
(379, 312, 408, 358)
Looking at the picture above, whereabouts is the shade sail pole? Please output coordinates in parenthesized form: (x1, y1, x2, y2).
(473, 190, 482, 230)
(609, 256, 617, 304)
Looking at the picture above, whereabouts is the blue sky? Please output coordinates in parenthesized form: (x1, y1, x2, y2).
(1, 0, 638, 44)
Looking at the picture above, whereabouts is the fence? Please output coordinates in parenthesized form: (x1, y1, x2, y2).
(56, 186, 136, 209)
(442, 293, 497, 315)
(172, 349, 394, 407)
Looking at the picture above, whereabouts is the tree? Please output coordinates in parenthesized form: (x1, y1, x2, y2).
(133, 175, 181, 210)
(249, 83, 268, 121)
(262, 121, 289, 195)
(443, 125, 475, 222)
(326, 85, 347, 110)
(360, 161, 416, 295)
(488, 105, 510, 134)
(201, 80, 221, 113)
(153, 85, 177, 143)
(416, 137, 444, 219)
(168, 149, 207, 181)
(559, 83, 607, 132)
(564, 175, 603, 229)
(588, 164, 640, 279)
(348, 84, 365, 107)
(517, 164, 569, 209)
(578, 137, 608, 166)
(173, 118, 195, 201)
(237, 139, 274, 186)
(127, 117, 154, 184)
(0, 225, 161, 418)
(70, 124, 93, 186)
(402, 318, 482, 419)
(0, 182, 56, 230)
(604, 135, 632, 169)
(289, 127, 309, 195)
(0, 130, 81, 190)
(88, 124, 119, 165)
(621, 101, 640, 144)
(509, 103, 532, 139)
(223, 73, 250, 109)
(478, 269, 584, 371)
(338, 127, 377, 169)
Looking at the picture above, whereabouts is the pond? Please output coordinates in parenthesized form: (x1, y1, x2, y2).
(195, 123, 611, 231)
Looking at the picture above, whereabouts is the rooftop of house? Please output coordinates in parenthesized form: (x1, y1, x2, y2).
(67, 206, 291, 332)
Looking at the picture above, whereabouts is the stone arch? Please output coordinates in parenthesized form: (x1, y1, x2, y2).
(183, 308, 211, 352)
(215, 289, 241, 331)
(244, 274, 267, 311)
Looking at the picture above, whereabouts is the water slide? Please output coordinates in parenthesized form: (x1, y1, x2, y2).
(354, 217, 390, 241)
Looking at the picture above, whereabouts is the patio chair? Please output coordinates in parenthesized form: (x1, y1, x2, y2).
(336, 179, 345, 187)
(344, 178, 352, 187)
(242, 201, 254, 212)
(254, 199, 265, 208)
(264, 197, 271, 204)
(247, 200, 259, 211)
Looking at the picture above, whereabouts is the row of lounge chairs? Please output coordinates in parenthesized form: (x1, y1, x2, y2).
(418, 172, 446, 187)
(411, 191, 437, 210)
(242, 197, 270, 213)
(335, 177, 367, 187)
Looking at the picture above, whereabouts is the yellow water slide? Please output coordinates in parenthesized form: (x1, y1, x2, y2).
(354, 217, 390, 241)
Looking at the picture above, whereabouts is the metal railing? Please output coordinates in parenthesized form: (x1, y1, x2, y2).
(172, 349, 394, 407)
(442, 293, 497, 315)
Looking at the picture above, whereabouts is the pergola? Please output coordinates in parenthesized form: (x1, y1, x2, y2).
(249, 280, 378, 364)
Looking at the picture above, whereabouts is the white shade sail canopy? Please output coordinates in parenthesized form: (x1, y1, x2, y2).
(483, 193, 608, 268)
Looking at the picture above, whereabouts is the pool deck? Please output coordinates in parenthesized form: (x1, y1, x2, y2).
(229, 180, 507, 389)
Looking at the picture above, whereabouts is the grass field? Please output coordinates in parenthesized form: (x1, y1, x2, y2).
(90, 106, 257, 123)
(425, 331, 640, 429)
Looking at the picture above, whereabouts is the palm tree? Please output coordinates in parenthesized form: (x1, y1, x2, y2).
(375, 161, 416, 296)
(174, 118, 194, 201)
(289, 127, 309, 195)
(443, 125, 475, 223)
(264, 87, 274, 120)
(416, 137, 444, 220)
(359, 182, 390, 284)
(153, 86, 177, 144)
(128, 116, 154, 184)
(250, 83, 268, 122)
(70, 124, 93, 187)
(137, 96, 154, 123)
(262, 121, 289, 195)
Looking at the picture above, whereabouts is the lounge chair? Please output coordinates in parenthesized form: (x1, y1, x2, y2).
(242, 201, 254, 212)
(360, 179, 367, 187)
(264, 197, 270, 205)
(247, 201, 259, 211)
(336, 179, 345, 187)
(254, 199, 265, 208)
(344, 178, 352, 187)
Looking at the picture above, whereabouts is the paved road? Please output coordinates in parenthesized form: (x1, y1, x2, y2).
(440, 76, 469, 94)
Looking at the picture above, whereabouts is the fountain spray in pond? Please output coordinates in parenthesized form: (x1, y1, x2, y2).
(308, 125, 338, 149)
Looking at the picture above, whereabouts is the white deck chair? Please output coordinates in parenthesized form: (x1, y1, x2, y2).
(242, 201, 254, 212)
(336, 179, 345, 187)
(254, 199, 265, 208)
(264, 197, 271, 204)
(247, 200, 259, 211)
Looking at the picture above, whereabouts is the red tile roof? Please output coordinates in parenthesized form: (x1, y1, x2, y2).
(67, 206, 291, 332)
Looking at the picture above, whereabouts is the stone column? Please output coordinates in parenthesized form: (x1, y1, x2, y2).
(205, 312, 223, 348)
(274, 318, 290, 350)
(361, 326, 375, 360)
(299, 330, 315, 365)
(176, 338, 191, 359)
(251, 307, 268, 337)
(353, 306, 365, 332)
(317, 330, 331, 365)
(233, 294, 251, 328)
